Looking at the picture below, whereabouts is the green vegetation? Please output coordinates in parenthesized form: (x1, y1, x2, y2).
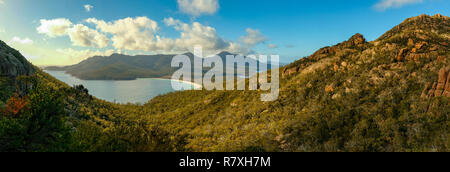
(0, 79, 72, 152)
(1, 14, 449, 152)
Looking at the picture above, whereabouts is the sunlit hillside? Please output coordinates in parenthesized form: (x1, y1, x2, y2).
(1, 14, 448, 152)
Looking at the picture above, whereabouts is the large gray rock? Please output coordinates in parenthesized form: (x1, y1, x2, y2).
(0, 40, 35, 78)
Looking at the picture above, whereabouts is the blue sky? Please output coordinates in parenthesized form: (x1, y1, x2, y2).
(0, 0, 448, 65)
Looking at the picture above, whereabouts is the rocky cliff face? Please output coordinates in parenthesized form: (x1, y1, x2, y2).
(0, 40, 35, 78)
(0, 40, 35, 98)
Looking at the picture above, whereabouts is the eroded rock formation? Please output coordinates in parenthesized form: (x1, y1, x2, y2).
(421, 67, 450, 99)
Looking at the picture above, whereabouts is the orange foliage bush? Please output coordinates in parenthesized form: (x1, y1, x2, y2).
(2, 94, 28, 116)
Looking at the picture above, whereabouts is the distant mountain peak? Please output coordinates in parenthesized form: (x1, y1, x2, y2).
(110, 53, 125, 57)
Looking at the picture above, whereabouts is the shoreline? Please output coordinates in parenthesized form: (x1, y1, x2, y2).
(43, 70, 202, 89)
(152, 78, 202, 89)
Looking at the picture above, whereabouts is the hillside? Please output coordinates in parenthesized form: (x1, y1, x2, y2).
(133, 14, 449, 152)
(0, 40, 35, 101)
(1, 14, 449, 152)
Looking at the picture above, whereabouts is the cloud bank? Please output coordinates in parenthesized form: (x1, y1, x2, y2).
(86, 17, 160, 51)
(36, 16, 268, 56)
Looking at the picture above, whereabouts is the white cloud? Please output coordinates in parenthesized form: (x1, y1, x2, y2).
(0, 0, 4, 4)
(84, 4, 93, 12)
(86, 17, 159, 51)
(164, 17, 233, 53)
(268, 44, 278, 49)
(9, 37, 33, 45)
(37, 18, 73, 37)
(374, 0, 423, 11)
(240, 28, 267, 47)
(37, 18, 109, 48)
(164, 18, 263, 54)
(163, 17, 180, 26)
(68, 24, 109, 48)
(177, 0, 219, 17)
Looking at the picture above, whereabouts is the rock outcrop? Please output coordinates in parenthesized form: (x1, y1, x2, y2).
(0, 40, 35, 78)
(445, 74, 450, 97)
(0, 40, 35, 96)
(396, 48, 409, 61)
(342, 33, 367, 48)
(282, 33, 369, 78)
(435, 67, 449, 97)
(421, 67, 450, 99)
(282, 66, 300, 78)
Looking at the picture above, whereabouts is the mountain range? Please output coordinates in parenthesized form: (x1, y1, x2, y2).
(44, 51, 267, 80)
(0, 14, 449, 152)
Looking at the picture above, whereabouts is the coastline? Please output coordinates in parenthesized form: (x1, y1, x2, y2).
(43, 69, 202, 89)
(153, 78, 202, 90)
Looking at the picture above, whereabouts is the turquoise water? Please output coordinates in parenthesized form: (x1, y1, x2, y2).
(45, 70, 195, 104)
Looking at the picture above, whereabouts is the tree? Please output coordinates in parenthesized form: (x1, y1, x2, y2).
(0, 84, 72, 152)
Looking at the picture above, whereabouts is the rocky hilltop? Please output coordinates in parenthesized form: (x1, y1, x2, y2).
(282, 33, 369, 77)
(283, 14, 449, 100)
(0, 40, 35, 100)
(0, 40, 34, 78)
